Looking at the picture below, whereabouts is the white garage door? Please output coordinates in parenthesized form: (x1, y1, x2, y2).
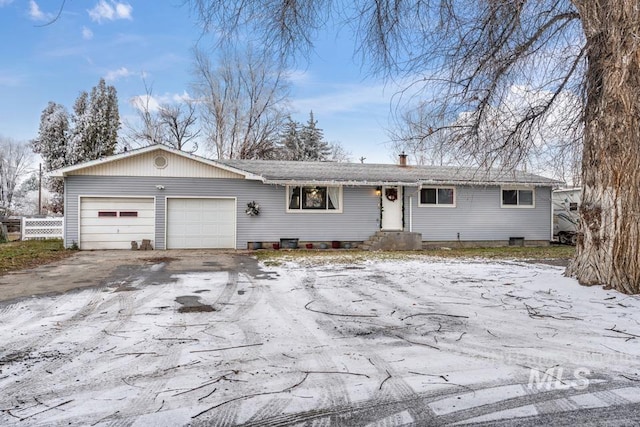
(166, 198, 236, 249)
(80, 197, 155, 250)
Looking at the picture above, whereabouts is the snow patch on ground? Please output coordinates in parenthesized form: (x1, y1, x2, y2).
(0, 257, 639, 425)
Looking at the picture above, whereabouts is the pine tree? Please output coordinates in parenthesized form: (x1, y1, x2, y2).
(277, 112, 332, 161)
(72, 78, 120, 162)
(32, 102, 72, 213)
(70, 91, 89, 164)
(299, 111, 331, 161)
(32, 79, 120, 213)
(32, 102, 71, 171)
(278, 117, 302, 160)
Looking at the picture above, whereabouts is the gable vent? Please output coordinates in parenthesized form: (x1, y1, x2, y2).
(154, 155, 168, 169)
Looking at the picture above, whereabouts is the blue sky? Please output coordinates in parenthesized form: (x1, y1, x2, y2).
(0, 0, 401, 163)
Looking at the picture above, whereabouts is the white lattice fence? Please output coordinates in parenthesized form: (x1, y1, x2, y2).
(21, 217, 64, 240)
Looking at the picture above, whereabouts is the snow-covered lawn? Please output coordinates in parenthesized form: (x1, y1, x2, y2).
(0, 256, 639, 425)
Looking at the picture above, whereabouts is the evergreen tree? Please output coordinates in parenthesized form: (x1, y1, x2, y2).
(277, 112, 332, 161)
(278, 117, 302, 160)
(72, 78, 120, 161)
(32, 102, 71, 171)
(70, 91, 89, 164)
(299, 111, 331, 161)
(32, 79, 120, 213)
(32, 102, 72, 213)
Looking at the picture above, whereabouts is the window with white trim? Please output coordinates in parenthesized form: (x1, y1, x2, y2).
(287, 186, 342, 212)
(501, 188, 534, 207)
(419, 187, 455, 206)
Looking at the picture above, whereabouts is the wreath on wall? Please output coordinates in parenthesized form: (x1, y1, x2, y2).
(385, 188, 398, 201)
(245, 201, 260, 216)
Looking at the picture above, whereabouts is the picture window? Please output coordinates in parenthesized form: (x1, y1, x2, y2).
(502, 188, 534, 207)
(419, 187, 455, 206)
(287, 186, 342, 212)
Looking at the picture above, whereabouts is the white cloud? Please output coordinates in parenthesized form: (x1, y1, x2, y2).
(0, 0, 14, 7)
(289, 74, 420, 118)
(88, 0, 133, 23)
(82, 26, 94, 40)
(292, 83, 392, 115)
(130, 94, 160, 113)
(104, 67, 133, 81)
(114, 2, 132, 19)
(285, 69, 311, 85)
(28, 0, 51, 21)
(0, 72, 22, 87)
(131, 92, 193, 113)
(172, 91, 193, 103)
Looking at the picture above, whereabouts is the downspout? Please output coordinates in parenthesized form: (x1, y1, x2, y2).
(63, 177, 67, 248)
(409, 195, 413, 232)
(550, 187, 554, 242)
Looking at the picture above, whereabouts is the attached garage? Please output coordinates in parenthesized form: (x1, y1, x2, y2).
(166, 198, 236, 249)
(79, 197, 155, 250)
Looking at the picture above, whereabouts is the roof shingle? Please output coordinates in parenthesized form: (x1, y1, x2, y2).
(220, 159, 561, 186)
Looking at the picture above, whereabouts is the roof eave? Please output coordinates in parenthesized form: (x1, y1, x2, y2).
(49, 144, 265, 181)
(263, 179, 420, 187)
(418, 179, 562, 187)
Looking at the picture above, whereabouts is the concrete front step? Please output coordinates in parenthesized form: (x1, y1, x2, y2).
(362, 231, 422, 251)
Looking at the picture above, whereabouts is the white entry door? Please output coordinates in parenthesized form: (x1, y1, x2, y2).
(166, 198, 236, 249)
(381, 186, 403, 230)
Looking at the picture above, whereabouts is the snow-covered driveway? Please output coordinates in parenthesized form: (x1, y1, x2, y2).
(1, 255, 639, 426)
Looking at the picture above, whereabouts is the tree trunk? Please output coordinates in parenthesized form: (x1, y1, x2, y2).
(567, 1, 640, 294)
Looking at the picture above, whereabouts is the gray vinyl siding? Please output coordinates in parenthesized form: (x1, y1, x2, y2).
(64, 176, 380, 249)
(64, 176, 552, 249)
(406, 185, 552, 241)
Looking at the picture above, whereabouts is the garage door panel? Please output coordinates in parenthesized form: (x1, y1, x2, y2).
(82, 240, 143, 250)
(81, 198, 153, 209)
(80, 217, 155, 227)
(167, 198, 235, 249)
(80, 211, 155, 220)
(80, 197, 155, 250)
(80, 224, 156, 234)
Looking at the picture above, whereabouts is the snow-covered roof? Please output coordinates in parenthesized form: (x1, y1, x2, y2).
(220, 159, 562, 187)
(50, 144, 561, 186)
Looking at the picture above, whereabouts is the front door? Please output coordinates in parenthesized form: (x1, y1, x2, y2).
(381, 186, 403, 230)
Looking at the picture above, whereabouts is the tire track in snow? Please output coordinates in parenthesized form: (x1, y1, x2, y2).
(190, 271, 268, 426)
(241, 397, 293, 425)
(431, 378, 638, 425)
(364, 354, 436, 424)
(0, 268, 183, 416)
(0, 288, 103, 355)
(230, 378, 640, 426)
(198, 268, 355, 426)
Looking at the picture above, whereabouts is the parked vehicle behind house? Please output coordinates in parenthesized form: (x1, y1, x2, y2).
(553, 188, 581, 245)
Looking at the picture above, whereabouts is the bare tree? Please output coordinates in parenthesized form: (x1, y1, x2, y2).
(388, 102, 463, 167)
(124, 82, 166, 148)
(189, 0, 640, 294)
(123, 80, 200, 153)
(157, 102, 200, 152)
(327, 142, 352, 163)
(391, 86, 583, 183)
(0, 137, 33, 215)
(191, 44, 290, 159)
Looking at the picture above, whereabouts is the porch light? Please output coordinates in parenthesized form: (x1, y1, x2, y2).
(375, 186, 382, 196)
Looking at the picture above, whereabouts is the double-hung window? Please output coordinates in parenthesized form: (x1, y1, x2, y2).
(501, 187, 534, 208)
(419, 187, 455, 207)
(287, 185, 342, 213)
